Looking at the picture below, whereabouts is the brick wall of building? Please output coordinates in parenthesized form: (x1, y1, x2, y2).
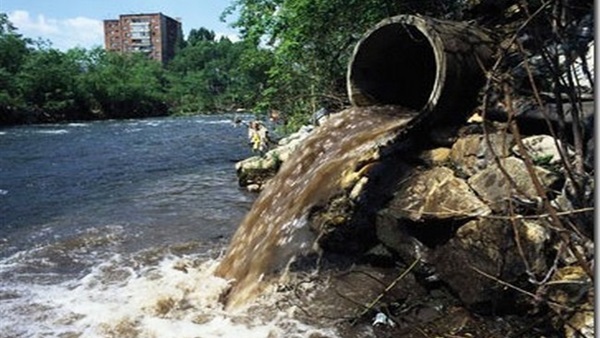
(103, 13, 182, 65)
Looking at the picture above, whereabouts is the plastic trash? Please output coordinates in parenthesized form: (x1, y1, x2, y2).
(372, 312, 396, 327)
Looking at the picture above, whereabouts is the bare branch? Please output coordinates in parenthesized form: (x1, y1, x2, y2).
(350, 257, 420, 325)
(469, 265, 572, 311)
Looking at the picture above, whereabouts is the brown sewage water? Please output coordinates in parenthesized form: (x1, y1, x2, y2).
(216, 105, 418, 308)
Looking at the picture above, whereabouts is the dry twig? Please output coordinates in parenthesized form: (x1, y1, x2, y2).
(350, 257, 420, 325)
(468, 265, 572, 311)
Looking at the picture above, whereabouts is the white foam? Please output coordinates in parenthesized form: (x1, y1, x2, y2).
(0, 252, 338, 338)
(124, 127, 143, 133)
(201, 120, 235, 125)
(36, 129, 69, 135)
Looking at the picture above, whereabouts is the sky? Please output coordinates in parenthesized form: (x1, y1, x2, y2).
(1, 0, 240, 51)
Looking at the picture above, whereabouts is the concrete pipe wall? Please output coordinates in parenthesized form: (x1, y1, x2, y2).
(347, 15, 495, 122)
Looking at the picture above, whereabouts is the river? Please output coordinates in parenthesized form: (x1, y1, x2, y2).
(0, 116, 335, 337)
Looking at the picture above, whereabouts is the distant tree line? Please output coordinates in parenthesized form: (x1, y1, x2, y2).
(0, 14, 272, 125)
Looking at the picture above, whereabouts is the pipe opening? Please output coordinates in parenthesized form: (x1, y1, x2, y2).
(349, 23, 437, 110)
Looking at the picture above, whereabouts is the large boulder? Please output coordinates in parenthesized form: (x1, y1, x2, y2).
(450, 132, 515, 176)
(375, 166, 491, 281)
(235, 155, 281, 191)
(235, 125, 315, 191)
(467, 156, 561, 211)
(431, 218, 552, 310)
(384, 167, 491, 221)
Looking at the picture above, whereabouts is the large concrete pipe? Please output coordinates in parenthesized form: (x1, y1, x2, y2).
(347, 15, 495, 122)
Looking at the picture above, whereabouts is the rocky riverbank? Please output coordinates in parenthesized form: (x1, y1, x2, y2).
(236, 124, 316, 192)
(233, 103, 594, 337)
(230, 4, 594, 335)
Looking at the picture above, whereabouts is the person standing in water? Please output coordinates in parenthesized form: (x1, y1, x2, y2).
(248, 120, 270, 155)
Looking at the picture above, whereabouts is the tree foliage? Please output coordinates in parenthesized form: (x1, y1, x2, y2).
(16, 48, 85, 120)
(0, 14, 271, 125)
(81, 49, 169, 119)
(187, 27, 217, 45)
(0, 40, 171, 124)
(167, 28, 272, 114)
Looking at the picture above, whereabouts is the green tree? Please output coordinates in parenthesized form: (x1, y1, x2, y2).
(187, 27, 216, 45)
(15, 47, 89, 122)
(0, 13, 31, 73)
(0, 17, 275, 124)
(82, 50, 169, 119)
(167, 31, 272, 114)
(0, 13, 32, 124)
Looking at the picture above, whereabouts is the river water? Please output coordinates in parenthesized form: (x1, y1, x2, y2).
(0, 116, 336, 337)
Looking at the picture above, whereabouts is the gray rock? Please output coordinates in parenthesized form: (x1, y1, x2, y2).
(386, 167, 491, 222)
(376, 210, 436, 277)
(235, 154, 281, 190)
(236, 125, 315, 190)
(450, 133, 515, 176)
(418, 147, 451, 166)
(378, 214, 552, 309)
(432, 219, 522, 308)
(565, 307, 594, 338)
(547, 266, 594, 338)
(515, 220, 551, 275)
(512, 134, 574, 165)
(467, 156, 560, 211)
(277, 125, 314, 146)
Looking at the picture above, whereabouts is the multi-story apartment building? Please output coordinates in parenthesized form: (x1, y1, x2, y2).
(103, 13, 182, 65)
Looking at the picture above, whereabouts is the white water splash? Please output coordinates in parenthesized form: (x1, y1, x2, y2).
(67, 123, 89, 127)
(0, 250, 338, 338)
(36, 129, 69, 135)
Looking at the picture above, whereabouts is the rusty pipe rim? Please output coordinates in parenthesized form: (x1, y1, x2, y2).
(347, 14, 446, 112)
